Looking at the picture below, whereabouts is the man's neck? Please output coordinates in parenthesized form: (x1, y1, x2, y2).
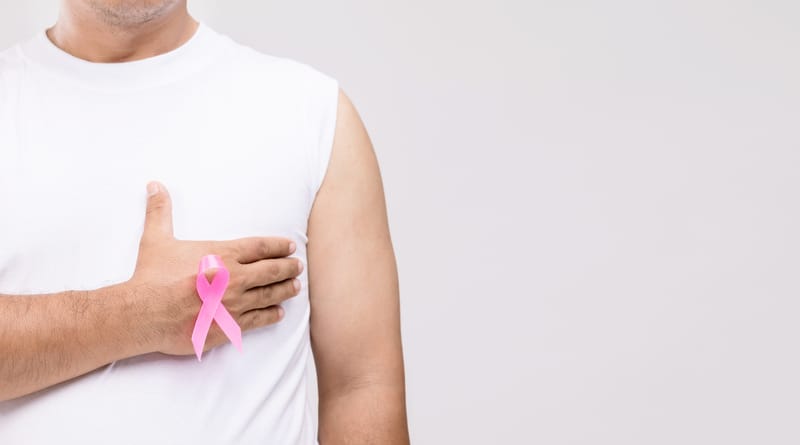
(46, 4, 198, 63)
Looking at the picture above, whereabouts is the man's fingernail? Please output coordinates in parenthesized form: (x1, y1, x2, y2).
(289, 242, 296, 253)
(147, 182, 160, 196)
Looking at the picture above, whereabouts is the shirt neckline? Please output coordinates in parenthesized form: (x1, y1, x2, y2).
(17, 21, 224, 92)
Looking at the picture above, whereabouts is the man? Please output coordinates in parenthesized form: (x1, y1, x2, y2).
(0, 1, 409, 443)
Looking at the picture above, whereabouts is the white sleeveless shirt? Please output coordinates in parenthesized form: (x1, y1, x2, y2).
(0, 21, 338, 444)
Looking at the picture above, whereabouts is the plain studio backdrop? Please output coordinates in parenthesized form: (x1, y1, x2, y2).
(2, 1, 799, 444)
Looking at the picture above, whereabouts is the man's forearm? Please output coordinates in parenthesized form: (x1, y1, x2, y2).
(319, 383, 410, 444)
(0, 283, 154, 402)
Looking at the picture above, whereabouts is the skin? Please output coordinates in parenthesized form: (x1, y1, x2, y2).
(2, 0, 410, 442)
(48, 0, 198, 63)
(0, 182, 302, 399)
(309, 90, 410, 443)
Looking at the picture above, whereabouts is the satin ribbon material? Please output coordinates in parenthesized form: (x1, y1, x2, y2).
(191, 254, 243, 361)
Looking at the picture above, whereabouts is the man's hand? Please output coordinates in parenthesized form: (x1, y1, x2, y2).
(127, 181, 304, 357)
(0, 181, 303, 402)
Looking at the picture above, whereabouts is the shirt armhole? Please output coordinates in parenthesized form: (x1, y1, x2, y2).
(310, 74, 340, 202)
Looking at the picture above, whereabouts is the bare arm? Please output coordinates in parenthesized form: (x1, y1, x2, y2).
(308, 89, 410, 444)
(0, 182, 302, 403)
(0, 284, 147, 402)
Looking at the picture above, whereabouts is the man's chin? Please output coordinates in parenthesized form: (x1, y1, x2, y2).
(84, 0, 180, 28)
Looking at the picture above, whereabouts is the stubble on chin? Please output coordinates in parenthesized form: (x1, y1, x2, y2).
(84, 0, 178, 29)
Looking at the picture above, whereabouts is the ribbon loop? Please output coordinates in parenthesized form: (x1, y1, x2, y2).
(191, 254, 243, 361)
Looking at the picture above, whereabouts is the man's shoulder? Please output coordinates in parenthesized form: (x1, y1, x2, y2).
(216, 32, 336, 90)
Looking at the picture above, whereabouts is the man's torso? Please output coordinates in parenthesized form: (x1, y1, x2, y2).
(0, 22, 338, 444)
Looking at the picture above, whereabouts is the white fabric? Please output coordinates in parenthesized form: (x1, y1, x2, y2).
(0, 21, 339, 444)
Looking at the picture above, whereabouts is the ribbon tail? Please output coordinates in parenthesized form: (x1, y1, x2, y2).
(214, 304, 243, 352)
(191, 302, 217, 361)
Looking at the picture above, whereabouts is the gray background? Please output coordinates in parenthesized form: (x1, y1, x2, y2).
(2, 1, 799, 443)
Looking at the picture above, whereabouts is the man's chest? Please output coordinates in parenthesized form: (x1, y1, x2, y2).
(0, 86, 314, 293)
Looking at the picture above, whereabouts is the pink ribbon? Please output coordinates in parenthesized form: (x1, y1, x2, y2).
(191, 254, 243, 361)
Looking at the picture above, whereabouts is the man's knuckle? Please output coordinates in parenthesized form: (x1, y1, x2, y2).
(258, 285, 272, 304)
(260, 239, 273, 258)
(266, 262, 280, 279)
(146, 200, 164, 212)
(254, 310, 268, 327)
(231, 267, 246, 289)
(221, 242, 235, 258)
(225, 292, 241, 313)
(239, 313, 254, 330)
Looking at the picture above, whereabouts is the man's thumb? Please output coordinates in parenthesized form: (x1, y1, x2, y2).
(143, 181, 174, 240)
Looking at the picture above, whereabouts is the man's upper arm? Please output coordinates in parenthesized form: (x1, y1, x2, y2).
(306, 88, 405, 396)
